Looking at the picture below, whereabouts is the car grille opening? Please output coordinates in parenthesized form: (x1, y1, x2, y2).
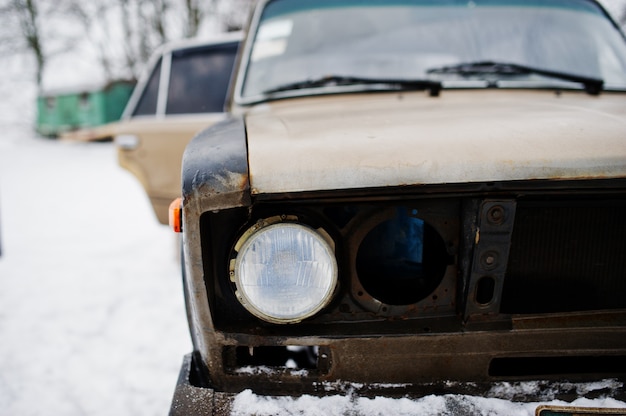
(205, 190, 626, 331)
(501, 201, 626, 314)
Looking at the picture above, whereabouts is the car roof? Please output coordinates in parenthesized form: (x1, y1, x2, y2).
(152, 31, 243, 57)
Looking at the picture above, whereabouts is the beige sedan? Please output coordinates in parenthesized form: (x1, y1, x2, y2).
(115, 32, 241, 224)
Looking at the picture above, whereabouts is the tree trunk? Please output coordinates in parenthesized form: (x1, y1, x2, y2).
(185, 0, 203, 38)
(14, 0, 45, 88)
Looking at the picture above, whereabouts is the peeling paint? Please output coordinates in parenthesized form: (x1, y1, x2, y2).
(245, 91, 626, 194)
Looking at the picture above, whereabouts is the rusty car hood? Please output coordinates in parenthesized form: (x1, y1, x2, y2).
(244, 90, 626, 195)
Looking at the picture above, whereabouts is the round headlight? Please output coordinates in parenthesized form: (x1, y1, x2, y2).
(232, 220, 338, 324)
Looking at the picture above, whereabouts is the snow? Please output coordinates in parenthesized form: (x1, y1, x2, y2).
(0, 135, 191, 415)
(1, 114, 625, 416)
(1, 1, 626, 414)
(230, 390, 626, 416)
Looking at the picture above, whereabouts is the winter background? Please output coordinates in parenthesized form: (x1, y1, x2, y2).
(1, 1, 626, 415)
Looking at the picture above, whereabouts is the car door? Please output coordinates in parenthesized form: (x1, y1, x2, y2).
(115, 34, 241, 224)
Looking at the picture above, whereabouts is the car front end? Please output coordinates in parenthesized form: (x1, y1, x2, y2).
(170, 0, 626, 413)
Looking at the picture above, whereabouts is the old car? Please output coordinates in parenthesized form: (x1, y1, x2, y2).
(169, 0, 626, 413)
(114, 33, 241, 224)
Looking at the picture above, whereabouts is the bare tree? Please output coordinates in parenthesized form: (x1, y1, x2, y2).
(118, 0, 138, 78)
(11, 0, 45, 88)
(0, 2, 16, 50)
(135, 0, 152, 68)
(63, 2, 118, 81)
(2, 0, 258, 91)
(114, 0, 180, 79)
(216, 0, 256, 32)
(117, 0, 156, 79)
(150, 0, 170, 45)
(184, 0, 203, 37)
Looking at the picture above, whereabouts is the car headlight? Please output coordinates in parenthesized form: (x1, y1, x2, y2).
(231, 218, 338, 324)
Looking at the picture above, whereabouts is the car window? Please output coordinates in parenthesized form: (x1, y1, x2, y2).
(166, 44, 238, 114)
(241, 0, 626, 99)
(132, 57, 162, 116)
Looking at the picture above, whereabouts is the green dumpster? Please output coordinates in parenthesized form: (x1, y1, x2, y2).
(36, 80, 135, 137)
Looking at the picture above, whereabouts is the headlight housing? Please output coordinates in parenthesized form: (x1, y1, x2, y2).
(231, 217, 338, 324)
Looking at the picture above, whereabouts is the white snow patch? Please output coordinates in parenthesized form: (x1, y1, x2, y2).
(1, 1, 625, 413)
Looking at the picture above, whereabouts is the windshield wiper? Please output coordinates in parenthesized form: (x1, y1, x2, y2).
(263, 75, 442, 97)
(426, 61, 603, 95)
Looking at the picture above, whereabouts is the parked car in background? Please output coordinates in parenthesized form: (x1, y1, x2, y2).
(115, 33, 241, 224)
(170, 0, 626, 414)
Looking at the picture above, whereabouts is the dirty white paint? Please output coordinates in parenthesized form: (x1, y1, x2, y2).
(245, 90, 626, 195)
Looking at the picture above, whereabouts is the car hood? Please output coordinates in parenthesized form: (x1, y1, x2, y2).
(244, 90, 626, 195)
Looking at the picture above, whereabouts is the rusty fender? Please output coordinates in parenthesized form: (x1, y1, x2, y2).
(182, 116, 251, 215)
(180, 116, 251, 354)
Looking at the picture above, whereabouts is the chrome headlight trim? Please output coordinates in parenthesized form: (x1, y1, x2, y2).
(231, 217, 338, 324)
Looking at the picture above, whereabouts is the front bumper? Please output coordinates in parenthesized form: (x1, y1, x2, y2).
(169, 351, 626, 416)
(169, 354, 236, 416)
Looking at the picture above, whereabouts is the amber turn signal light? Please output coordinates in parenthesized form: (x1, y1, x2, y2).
(169, 198, 182, 233)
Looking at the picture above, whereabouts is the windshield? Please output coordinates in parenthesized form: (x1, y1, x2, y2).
(240, 0, 626, 100)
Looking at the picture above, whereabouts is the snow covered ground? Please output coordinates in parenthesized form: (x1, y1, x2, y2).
(0, 131, 624, 416)
(0, 134, 191, 415)
(1, 129, 625, 416)
(1, 1, 626, 414)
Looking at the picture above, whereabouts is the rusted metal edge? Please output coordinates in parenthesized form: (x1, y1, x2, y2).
(169, 354, 236, 416)
(182, 115, 251, 215)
